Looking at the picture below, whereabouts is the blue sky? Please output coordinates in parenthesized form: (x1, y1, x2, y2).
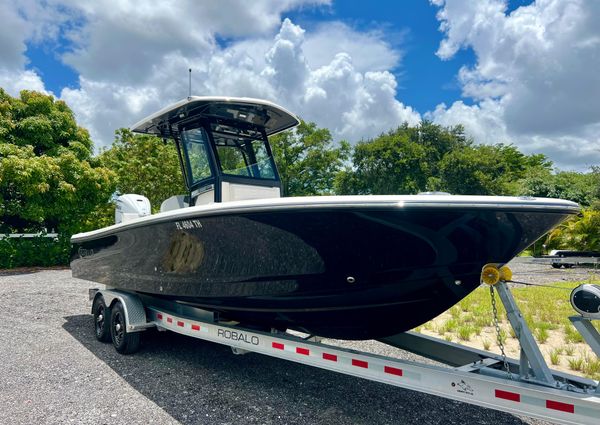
(2, 0, 599, 170)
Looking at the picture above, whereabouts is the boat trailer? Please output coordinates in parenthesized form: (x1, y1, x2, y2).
(89, 266, 600, 425)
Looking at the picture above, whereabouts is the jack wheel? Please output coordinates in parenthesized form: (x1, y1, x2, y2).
(110, 301, 141, 354)
(93, 296, 111, 342)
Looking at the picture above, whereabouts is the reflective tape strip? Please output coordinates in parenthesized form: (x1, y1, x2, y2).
(191, 324, 201, 331)
(384, 366, 403, 377)
(495, 389, 520, 402)
(167, 317, 173, 324)
(296, 347, 310, 356)
(157, 313, 163, 320)
(272, 342, 284, 350)
(177, 321, 184, 327)
(546, 400, 574, 414)
(323, 353, 337, 362)
(352, 359, 368, 369)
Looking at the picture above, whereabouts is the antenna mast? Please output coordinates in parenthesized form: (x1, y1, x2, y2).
(188, 68, 192, 99)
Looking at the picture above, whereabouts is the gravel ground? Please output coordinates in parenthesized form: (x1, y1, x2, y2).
(506, 257, 599, 285)
(0, 262, 595, 425)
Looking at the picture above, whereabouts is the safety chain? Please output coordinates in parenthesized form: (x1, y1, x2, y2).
(490, 285, 512, 380)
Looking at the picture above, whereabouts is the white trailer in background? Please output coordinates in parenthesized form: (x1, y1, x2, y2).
(529, 251, 600, 269)
(88, 265, 600, 425)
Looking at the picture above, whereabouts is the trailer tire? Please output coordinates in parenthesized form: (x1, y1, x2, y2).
(93, 296, 111, 342)
(110, 301, 141, 354)
(551, 263, 561, 269)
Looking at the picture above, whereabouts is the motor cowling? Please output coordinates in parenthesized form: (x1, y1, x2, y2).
(115, 194, 151, 224)
(570, 284, 600, 319)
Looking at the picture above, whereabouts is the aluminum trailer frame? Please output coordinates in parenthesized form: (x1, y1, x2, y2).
(89, 282, 600, 425)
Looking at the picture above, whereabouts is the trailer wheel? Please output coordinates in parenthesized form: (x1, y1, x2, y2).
(551, 263, 561, 269)
(110, 301, 141, 354)
(92, 296, 111, 342)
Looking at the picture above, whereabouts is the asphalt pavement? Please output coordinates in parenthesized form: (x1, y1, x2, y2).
(2, 263, 592, 424)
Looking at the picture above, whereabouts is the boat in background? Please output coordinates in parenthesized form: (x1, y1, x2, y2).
(70, 97, 580, 339)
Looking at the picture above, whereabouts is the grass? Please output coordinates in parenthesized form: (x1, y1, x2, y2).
(536, 327, 549, 344)
(549, 349, 561, 365)
(568, 357, 584, 371)
(438, 318, 458, 335)
(482, 339, 491, 351)
(564, 324, 585, 344)
(412, 275, 600, 380)
(583, 359, 600, 380)
(457, 325, 474, 341)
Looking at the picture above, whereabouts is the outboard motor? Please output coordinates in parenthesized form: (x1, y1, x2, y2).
(115, 194, 151, 224)
(570, 284, 600, 319)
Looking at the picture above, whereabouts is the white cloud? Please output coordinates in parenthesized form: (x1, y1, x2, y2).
(55, 9, 418, 148)
(303, 22, 402, 73)
(430, 0, 600, 170)
(0, 1, 29, 70)
(0, 69, 47, 95)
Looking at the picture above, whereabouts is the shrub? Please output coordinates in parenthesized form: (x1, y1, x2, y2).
(0, 235, 71, 269)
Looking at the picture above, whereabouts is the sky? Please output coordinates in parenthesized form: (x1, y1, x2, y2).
(1, 0, 599, 171)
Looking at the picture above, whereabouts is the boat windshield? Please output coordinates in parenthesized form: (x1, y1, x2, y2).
(211, 123, 276, 180)
(180, 127, 213, 184)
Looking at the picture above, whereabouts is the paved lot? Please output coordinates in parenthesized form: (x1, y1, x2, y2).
(1, 262, 594, 424)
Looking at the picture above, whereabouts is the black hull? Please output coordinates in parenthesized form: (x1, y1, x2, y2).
(72, 206, 571, 339)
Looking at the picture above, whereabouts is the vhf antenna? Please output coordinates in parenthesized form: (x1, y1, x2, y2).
(188, 68, 192, 99)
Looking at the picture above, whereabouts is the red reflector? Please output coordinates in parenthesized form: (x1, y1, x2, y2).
(546, 400, 574, 413)
(272, 342, 284, 350)
(167, 317, 173, 323)
(296, 347, 310, 356)
(384, 366, 403, 376)
(352, 359, 368, 368)
(177, 321, 184, 327)
(157, 313, 163, 320)
(495, 389, 520, 402)
(323, 353, 337, 362)
(191, 324, 200, 331)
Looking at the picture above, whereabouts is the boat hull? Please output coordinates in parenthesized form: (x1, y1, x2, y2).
(72, 202, 574, 339)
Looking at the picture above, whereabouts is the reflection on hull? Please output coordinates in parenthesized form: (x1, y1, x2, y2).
(72, 207, 570, 339)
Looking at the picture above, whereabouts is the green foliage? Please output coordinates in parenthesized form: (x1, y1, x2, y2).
(335, 121, 548, 196)
(545, 209, 600, 252)
(335, 125, 431, 195)
(518, 168, 600, 206)
(269, 121, 350, 196)
(0, 89, 116, 236)
(0, 235, 71, 268)
(436, 144, 550, 195)
(99, 129, 186, 212)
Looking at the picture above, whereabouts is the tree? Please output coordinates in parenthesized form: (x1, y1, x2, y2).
(269, 120, 350, 196)
(545, 209, 600, 252)
(335, 127, 428, 195)
(335, 122, 554, 196)
(99, 129, 186, 211)
(0, 89, 115, 234)
(518, 169, 600, 206)
(335, 122, 471, 195)
(435, 144, 550, 195)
